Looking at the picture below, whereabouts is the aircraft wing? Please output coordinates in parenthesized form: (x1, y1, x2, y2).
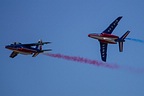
(21, 42, 51, 46)
(100, 42, 108, 62)
(10, 51, 18, 58)
(102, 16, 122, 34)
(41, 49, 52, 52)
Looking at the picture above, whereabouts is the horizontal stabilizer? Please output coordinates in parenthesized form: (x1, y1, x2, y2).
(120, 30, 130, 40)
(32, 53, 39, 57)
(119, 42, 123, 52)
(119, 30, 130, 52)
(32, 49, 52, 57)
(42, 49, 52, 52)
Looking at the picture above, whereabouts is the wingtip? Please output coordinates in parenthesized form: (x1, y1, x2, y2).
(44, 42, 51, 44)
(48, 42, 51, 43)
(118, 16, 123, 18)
(103, 59, 106, 62)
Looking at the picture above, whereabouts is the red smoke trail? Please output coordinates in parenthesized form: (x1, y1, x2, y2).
(43, 53, 144, 73)
(121, 66, 144, 74)
(43, 53, 120, 69)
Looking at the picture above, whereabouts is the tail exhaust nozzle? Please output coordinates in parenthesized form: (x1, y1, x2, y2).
(119, 30, 130, 52)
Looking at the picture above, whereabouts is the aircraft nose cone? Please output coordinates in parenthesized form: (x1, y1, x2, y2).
(88, 34, 91, 37)
(5, 46, 8, 49)
(5, 45, 10, 49)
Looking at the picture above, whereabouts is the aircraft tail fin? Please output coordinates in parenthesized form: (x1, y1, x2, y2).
(118, 30, 130, 52)
(33, 40, 51, 57)
(36, 39, 43, 50)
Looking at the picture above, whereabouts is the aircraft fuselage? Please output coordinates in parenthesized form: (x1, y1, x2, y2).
(5, 45, 39, 55)
(5, 40, 51, 58)
(88, 33, 119, 44)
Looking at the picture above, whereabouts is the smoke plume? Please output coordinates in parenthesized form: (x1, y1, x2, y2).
(43, 53, 144, 74)
(126, 38, 144, 43)
(43, 53, 119, 69)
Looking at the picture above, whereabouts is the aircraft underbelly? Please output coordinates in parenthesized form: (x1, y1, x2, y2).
(15, 50, 33, 55)
(92, 36, 117, 44)
(20, 52, 32, 55)
(10, 48, 37, 55)
(19, 49, 36, 55)
(101, 37, 117, 44)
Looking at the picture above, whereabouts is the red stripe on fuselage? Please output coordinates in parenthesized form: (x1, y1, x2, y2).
(88, 33, 119, 44)
(100, 33, 119, 38)
(8, 47, 37, 54)
(17, 48, 37, 53)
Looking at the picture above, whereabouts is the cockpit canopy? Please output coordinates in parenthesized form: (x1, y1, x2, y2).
(10, 42, 21, 45)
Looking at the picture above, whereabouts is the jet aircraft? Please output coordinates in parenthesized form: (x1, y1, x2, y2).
(88, 16, 130, 62)
(5, 40, 51, 58)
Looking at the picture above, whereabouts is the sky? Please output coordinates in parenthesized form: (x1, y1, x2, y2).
(1, 0, 144, 96)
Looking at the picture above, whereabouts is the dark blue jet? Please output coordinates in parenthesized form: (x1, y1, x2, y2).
(5, 40, 51, 58)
